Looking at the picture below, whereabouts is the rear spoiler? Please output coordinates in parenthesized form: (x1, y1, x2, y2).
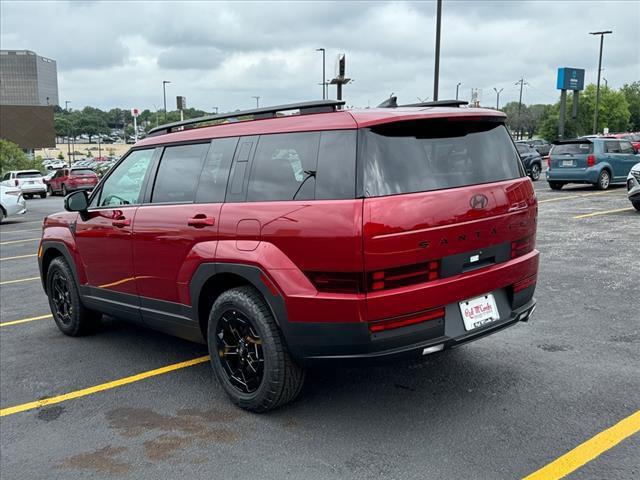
(552, 138, 594, 145)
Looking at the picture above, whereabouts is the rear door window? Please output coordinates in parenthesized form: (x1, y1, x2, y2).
(195, 137, 238, 203)
(247, 132, 320, 201)
(360, 120, 521, 197)
(151, 143, 209, 204)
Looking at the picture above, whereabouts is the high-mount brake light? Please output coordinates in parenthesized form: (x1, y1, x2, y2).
(369, 307, 445, 333)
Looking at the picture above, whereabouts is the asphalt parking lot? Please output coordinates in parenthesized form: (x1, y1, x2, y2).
(1, 183, 638, 480)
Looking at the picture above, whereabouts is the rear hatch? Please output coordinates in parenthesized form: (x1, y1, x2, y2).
(70, 168, 98, 185)
(359, 118, 536, 321)
(550, 140, 593, 169)
(16, 171, 43, 186)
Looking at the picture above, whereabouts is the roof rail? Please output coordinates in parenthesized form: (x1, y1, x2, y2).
(399, 100, 469, 108)
(147, 100, 345, 137)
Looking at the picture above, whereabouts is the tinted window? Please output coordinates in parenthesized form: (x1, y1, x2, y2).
(516, 144, 529, 154)
(98, 149, 154, 207)
(70, 169, 95, 176)
(195, 137, 237, 203)
(620, 141, 635, 154)
(605, 141, 621, 154)
(16, 171, 41, 178)
(315, 130, 356, 200)
(248, 132, 320, 201)
(360, 120, 521, 197)
(551, 143, 593, 155)
(152, 143, 209, 203)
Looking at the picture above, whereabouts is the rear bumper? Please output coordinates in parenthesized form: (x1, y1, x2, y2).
(286, 289, 536, 365)
(546, 167, 599, 183)
(20, 185, 47, 193)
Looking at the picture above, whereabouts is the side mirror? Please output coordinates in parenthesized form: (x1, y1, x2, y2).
(64, 190, 88, 213)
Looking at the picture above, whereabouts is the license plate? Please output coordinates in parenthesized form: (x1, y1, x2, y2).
(562, 160, 574, 167)
(459, 294, 500, 331)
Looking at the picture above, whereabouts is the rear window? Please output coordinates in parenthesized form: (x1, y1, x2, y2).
(551, 143, 593, 155)
(516, 144, 530, 154)
(16, 171, 41, 178)
(70, 169, 95, 176)
(360, 120, 521, 197)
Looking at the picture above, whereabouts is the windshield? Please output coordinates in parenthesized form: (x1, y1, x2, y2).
(16, 172, 42, 178)
(360, 120, 522, 197)
(552, 143, 593, 155)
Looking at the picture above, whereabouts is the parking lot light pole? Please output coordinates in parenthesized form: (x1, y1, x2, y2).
(65, 101, 71, 166)
(590, 30, 612, 134)
(316, 48, 326, 100)
(493, 87, 503, 110)
(212, 107, 219, 114)
(515, 78, 528, 140)
(252, 96, 260, 108)
(163, 80, 171, 121)
(456, 82, 461, 100)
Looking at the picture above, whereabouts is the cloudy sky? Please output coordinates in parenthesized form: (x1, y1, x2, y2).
(2, 0, 639, 112)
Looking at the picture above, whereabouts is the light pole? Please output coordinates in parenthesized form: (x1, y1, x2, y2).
(493, 87, 504, 110)
(65, 101, 71, 165)
(316, 48, 326, 99)
(603, 77, 608, 89)
(589, 30, 612, 134)
(433, 0, 442, 101)
(515, 78, 528, 139)
(162, 80, 171, 121)
(455, 82, 461, 100)
(252, 96, 260, 108)
(212, 107, 219, 114)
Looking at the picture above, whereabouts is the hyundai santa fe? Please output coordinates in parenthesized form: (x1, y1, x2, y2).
(38, 100, 539, 412)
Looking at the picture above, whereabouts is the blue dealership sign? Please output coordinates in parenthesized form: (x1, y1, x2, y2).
(557, 67, 585, 91)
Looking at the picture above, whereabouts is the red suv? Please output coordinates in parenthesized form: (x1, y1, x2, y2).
(47, 167, 99, 196)
(38, 100, 539, 412)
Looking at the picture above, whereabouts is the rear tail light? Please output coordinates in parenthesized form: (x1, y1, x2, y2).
(369, 261, 440, 291)
(511, 235, 535, 259)
(306, 271, 364, 294)
(514, 274, 537, 293)
(369, 307, 445, 333)
(587, 154, 596, 167)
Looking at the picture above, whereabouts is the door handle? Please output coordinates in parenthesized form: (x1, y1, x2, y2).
(188, 214, 215, 228)
(112, 217, 131, 228)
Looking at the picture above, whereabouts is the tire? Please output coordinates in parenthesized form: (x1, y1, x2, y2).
(24, 194, 32, 199)
(632, 200, 640, 212)
(529, 163, 541, 181)
(548, 181, 564, 190)
(0, 209, 4, 223)
(595, 170, 610, 190)
(46, 257, 102, 336)
(62, 184, 68, 196)
(47, 184, 53, 196)
(207, 286, 305, 412)
(40, 192, 47, 199)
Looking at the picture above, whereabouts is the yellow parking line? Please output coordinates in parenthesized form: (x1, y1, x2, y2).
(0, 314, 51, 327)
(573, 207, 634, 219)
(0, 254, 37, 261)
(538, 191, 615, 204)
(0, 237, 40, 245)
(0, 276, 40, 286)
(0, 356, 210, 417)
(523, 410, 640, 480)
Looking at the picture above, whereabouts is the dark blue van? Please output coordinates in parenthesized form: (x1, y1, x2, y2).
(547, 138, 639, 190)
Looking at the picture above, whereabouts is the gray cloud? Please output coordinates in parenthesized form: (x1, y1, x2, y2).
(2, 0, 638, 112)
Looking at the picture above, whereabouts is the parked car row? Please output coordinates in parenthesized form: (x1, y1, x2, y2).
(516, 139, 551, 157)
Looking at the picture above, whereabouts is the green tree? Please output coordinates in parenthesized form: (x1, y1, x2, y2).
(0, 139, 43, 173)
(78, 113, 109, 143)
(620, 81, 640, 131)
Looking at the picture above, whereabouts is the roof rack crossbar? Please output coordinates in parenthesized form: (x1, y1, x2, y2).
(399, 100, 469, 108)
(148, 100, 345, 137)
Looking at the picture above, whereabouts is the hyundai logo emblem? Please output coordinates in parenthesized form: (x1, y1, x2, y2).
(470, 194, 489, 210)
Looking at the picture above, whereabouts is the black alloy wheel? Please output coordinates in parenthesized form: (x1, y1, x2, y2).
(50, 270, 73, 327)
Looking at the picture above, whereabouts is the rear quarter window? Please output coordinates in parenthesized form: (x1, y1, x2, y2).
(360, 120, 521, 197)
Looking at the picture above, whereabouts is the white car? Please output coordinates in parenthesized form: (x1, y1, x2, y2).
(0, 170, 47, 199)
(45, 160, 66, 170)
(627, 162, 640, 211)
(0, 185, 27, 222)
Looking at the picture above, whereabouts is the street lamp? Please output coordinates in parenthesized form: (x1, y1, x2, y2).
(456, 82, 462, 100)
(252, 96, 260, 108)
(65, 100, 71, 112)
(163, 80, 171, 121)
(493, 87, 504, 110)
(433, 0, 442, 101)
(65, 101, 71, 165)
(212, 107, 219, 114)
(316, 48, 326, 100)
(589, 30, 612, 134)
(603, 77, 608, 88)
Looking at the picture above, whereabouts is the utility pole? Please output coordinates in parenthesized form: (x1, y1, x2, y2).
(589, 31, 612, 134)
(493, 87, 504, 110)
(252, 96, 260, 108)
(65, 101, 71, 166)
(456, 82, 461, 100)
(316, 48, 326, 99)
(162, 80, 171, 121)
(515, 78, 528, 140)
(433, 0, 442, 101)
